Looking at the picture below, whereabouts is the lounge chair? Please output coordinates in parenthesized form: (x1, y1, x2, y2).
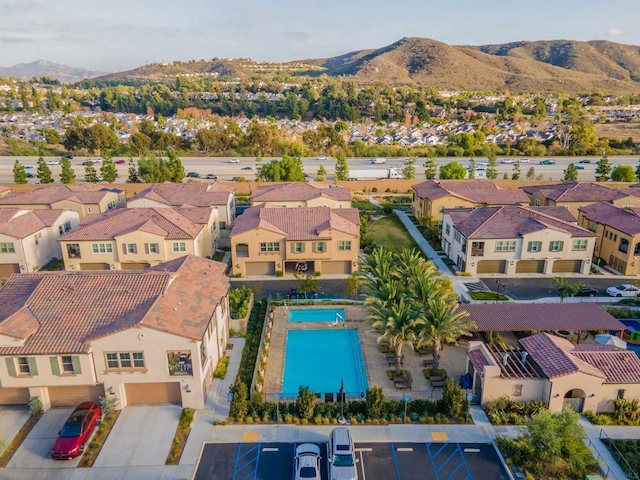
(422, 358, 434, 368)
(418, 349, 434, 357)
(386, 354, 404, 367)
(394, 374, 413, 391)
(430, 376, 448, 388)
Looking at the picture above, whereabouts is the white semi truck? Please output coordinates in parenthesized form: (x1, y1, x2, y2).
(347, 168, 403, 180)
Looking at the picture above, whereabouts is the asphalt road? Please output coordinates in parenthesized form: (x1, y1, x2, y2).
(1, 155, 639, 184)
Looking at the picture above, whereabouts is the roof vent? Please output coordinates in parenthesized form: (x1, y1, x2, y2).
(521, 351, 528, 365)
(173, 307, 178, 311)
(502, 353, 509, 366)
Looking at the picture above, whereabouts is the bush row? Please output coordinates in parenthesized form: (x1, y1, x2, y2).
(236, 298, 268, 387)
(484, 397, 547, 425)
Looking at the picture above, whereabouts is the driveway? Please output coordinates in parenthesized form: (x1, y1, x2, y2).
(0, 406, 29, 455)
(7, 407, 79, 469)
(95, 405, 181, 467)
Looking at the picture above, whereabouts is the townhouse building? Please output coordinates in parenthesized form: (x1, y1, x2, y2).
(251, 181, 351, 208)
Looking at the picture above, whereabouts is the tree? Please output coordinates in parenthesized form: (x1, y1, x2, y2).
(553, 277, 582, 303)
(43, 129, 61, 145)
(418, 298, 474, 375)
(100, 157, 118, 183)
(295, 274, 319, 298)
(129, 131, 152, 157)
(611, 165, 637, 182)
(334, 151, 349, 181)
(563, 163, 579, 182)
(402, 157, 416, 179)
(424, 155, 437, 179)
(511, 162, 521, 180)
(257, 156, 305, 182)
(126, 159, 141, 183)
(13, 160, 27, 184)
(84, 164, 98, 183)
(526, 166, 536, 180)
(439, 162, 467, 180)
(59, 157, 76, 184)
(295, 385, 316, 420)
(467, 158, 475, 179)
(167, 150, 185, 183)
(228, 380, 249, 419)
(85, 123, 119, 153)
(345, 272, 361, 299)
(138, 153, 174, 183)
(595, 152, 612, 182)
(36, 157, 53, 184)
(316, 165, 326, 181)
(486, 151, 498, 179)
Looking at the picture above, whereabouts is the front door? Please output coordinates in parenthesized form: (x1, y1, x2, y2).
(563, 389, 586, 412)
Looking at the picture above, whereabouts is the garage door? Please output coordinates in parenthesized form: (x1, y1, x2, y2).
(79, 263, 110, 270)
(49, 385, 105, 407)
(515, 260, 545, 274)
(0, 387, 30, 405)
(245, 262, 275, 276)
(125, 382, 181, 405)
(323, 261, 352, 275)
(121, 262, 151, 270)
(552, 260, 582, 273)
(0, 264, 20, 277)
(477, 260, 506, 274)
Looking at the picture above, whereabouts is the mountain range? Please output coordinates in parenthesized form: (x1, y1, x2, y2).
(0, 60, 105, 83)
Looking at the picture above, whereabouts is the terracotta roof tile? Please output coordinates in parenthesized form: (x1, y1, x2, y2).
(128, 182, 233, 207)
(253, 181, 351, 203)
(59, 207, 211, 241)
(468, 348, 492, 373)
(579, 202, 640, 236)
(231, 204, 360, 240)
(413, 180, 529, 204)
(0, 209, 66, 239)
(0, 185, 122, 206)
(522, 182, 631, 203)
(0, 255, 229, 354)
(444, 205, 594, 239)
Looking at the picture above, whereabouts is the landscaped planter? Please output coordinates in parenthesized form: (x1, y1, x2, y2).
(230, 292, 254, 333)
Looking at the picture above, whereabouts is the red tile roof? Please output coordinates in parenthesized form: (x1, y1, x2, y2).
(461, 303, 625, 332)
(444, 205, 593, 239)
(579, 202, 640, 236)
(230, 204, 360, 240)
(59, 207, 211, 241)
(0, 185, 122, 206)
(127, 182, 233, 207)
(0, 209, 69, 239)
(521, 182, 631, 203)
(413, 180, 529, 204)
(253, 181, 351, 203)
(0, 255, 229, 354)
(520, 333, 640, 383)
(468, 348, 492, 373)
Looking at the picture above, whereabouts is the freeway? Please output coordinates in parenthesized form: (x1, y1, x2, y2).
(0, 155, 638, 184)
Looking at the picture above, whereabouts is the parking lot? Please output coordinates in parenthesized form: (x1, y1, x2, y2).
(194, 441, 509, 480)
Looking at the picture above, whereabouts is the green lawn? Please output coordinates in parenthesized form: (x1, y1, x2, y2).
(367, 215, 419, 252)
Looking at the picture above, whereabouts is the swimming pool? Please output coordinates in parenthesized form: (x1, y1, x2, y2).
(282, 329, 368, 396)
(288, 308, 346, 323)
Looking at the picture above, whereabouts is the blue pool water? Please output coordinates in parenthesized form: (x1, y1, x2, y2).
(289, 308, 346, 323)
(282, 329, 368, 396)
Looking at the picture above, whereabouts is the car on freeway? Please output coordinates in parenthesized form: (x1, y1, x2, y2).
(51, 402, 102, 460)
(606, 284, 640, 297)
(499, 158, 515, 164)
(579, 159, 592, 164)
(575, 285, 598, 297)
(88, 157, 102, 163)
(114, 159, 126, 165)
(295, 443, 321, 480)
(317, 155, 328, 161)
(205, 173, 218, 179)
(576, 165, 585, 170)
(228, 158, 240, 163)
(25, 165, 34, 169)
(26, 173, 35, 178)
(186, 172, 201, 178)
(241, 166, 253, 170)
(46, 160, 59, 165)
(63, 154, 73, 159)
(516, 158, 530, 163)
(81, 161, 95, 166)
(539, 159, 555, 165)
(477, 161, 489, 166)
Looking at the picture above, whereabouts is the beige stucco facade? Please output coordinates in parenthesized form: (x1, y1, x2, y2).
(0, 191, 126, 220)
(412, 193, 478, 226)
(252, 198, 351, 209)
(529, 193, 640, 218)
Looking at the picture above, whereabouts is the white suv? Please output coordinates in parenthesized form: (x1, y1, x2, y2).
(329, 427, 358, 480)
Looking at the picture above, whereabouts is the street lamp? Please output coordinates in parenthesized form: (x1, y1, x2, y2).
(495, 279, 504, 302)
(339, 379, 346, 422)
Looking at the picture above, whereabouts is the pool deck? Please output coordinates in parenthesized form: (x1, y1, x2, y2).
(264, 305, 468, 401)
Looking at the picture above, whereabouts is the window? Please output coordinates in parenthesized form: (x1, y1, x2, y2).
(126, 243, 137, 254)
(471, 241, 484, 256)
(291, 242, 304, 253)
(445, 224, 451, 235)
(338, 241, 351, 251)
(18, 357, 30, 374)
(587, 221, 597, 233)
(634, 243, 640, 256)
(0, 242, 15, 253)
(219, 221, 227, 230)
(172, 242, 187, 252)
(453, 231, 461, 243)
(527, 241, 542, 252)
(549, 240, 564, 252)
(573, 239, 588, 251)
(619, 238, 629, 254)
(58, 221, 71, 235)
(61, 356, 74, 373)
(149, 243, 159, 254)
(105, 351, 145, 370)
(260, 242, 280, 253)
(313, 242, 326, 253)
(438, 206, 444, 212)
(91, 243, 113, 254)
(495, 241, 516, 252)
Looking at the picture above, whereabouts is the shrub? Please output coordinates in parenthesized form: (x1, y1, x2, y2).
(99, 395, 119, 416)
(236, 299, 267, 387)
(229, 380, 249, 419)
(213, 356, 230, 379)
(275, 270, 283, 277)
(441, 379, 467, 420)
(29, 396, 43, 416)
(229, 286, 252, 319)
(296, 386, 316, 420)
(365, 386, 385, 419)
(179, 408, 195, 429)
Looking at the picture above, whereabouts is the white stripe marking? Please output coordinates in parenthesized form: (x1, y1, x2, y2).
(355, 448, 373, 452)
(464, 448, 481, 453)
(396, 447, 413, 452)
(262, 447, 279, 452)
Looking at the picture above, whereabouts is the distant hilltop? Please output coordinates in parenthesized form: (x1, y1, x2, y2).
(0, 60, 106, 83)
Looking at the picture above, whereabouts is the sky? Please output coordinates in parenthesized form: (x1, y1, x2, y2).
(1, 0, 640, 73)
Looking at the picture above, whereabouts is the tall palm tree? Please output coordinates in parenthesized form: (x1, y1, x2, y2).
(368, 298, 419, 377)
(364, 278, 404, 312)
(406, 260, 456, 306)
(417, 298, 476, 375)
(359, 247, 395, 292)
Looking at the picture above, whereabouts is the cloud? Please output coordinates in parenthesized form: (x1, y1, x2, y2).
(606, 28, 623, 37)
(0, 33, 42, 43)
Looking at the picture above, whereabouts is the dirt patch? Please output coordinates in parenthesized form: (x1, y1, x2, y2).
(0, 414, 41, 467)
(77, 411, 120, 468)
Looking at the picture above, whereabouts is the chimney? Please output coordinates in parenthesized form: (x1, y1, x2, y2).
(502, 353, 509, 366)
(521, 351, 528, 365)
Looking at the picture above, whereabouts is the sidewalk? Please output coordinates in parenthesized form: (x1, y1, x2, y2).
(579, 416, 629, 480)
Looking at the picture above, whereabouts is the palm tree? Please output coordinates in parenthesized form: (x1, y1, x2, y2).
(364, 279, 404, 312)
(368, 298, 419, 377)
(405, 259, 456, 306)
(359, 247, 395, 292)
(417, 298, 475, 375)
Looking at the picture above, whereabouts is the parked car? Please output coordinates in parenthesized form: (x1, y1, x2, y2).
(606, 284, 640, 297)
(575, 285, 598, 297)
(329, 427, 358, 480)
(114, 159, 126, 165)
(228, 158, 240, 163)
(205, 173, 218, 179)
(539, 159, 555, 165)
(186, 172, 201, 178)
(579, 159, 592, 164)
(46, 160, 59, 165)
(51, 402, 102, 460)
(26, 173, 35, 178)
(295, 443, 321, 480)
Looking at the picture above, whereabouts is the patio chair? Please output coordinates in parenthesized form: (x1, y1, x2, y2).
(325, 392, 334, 402)
(387, 356, 403, 367)
(394, 374, 413, 391)
(430, 376, 448, 388)
(418, 349, 434, 357)
(422, 358, 434, 368)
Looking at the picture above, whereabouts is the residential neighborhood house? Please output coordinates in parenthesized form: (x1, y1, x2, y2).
(230, 204, 360, 276)
(441, 205, 596, 274)
(251, 181, 352, 208)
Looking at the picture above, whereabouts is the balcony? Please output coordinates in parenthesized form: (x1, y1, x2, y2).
(66, 244, 81, 259)
(471, 248, 484, 257)
(167, 351, 193, 376)
(235, 244, 249, 258)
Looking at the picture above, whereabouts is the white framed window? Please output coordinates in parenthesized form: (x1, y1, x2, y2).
(149, 243, 159, 254)
(18, 357, 30, 374)
(291, 242, 304, 253)
(527, 241, 541, 252)
(453, 231, 461, 243)
(495, 241, 516, 252)
(338, 241, 351, 251)
(0, 242, 15, 253)
(126, 243, 137, 254)
(260, 242, 280, 253)
(172, 242, 187, 253)
(91, 243, 113, 254)
(105, 351, 145, 370)
(61, 356, 74, 373)
(549, 241, 564, 252)
(313, 242, 326, 253)
(573, 239, 588, 251)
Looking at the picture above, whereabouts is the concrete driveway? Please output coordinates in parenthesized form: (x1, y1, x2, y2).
(0, 406, 30, 455)
(95, 405, 182, 467)
(7, 407, 80, 469)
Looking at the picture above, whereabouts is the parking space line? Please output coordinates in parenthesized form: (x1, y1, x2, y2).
(232, 443, 261, 480)
(396, 447, 413, 452)
(262, 447, 279, 452)
(356, 447, 373, 452)
(390, 443, 402, 480)
(291, 442, 297, 480)
(359, 450, 367, 480)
